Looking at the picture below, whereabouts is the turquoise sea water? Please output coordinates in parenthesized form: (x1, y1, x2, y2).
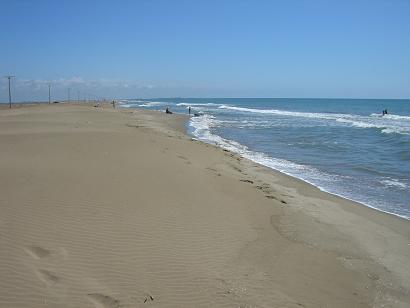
(120, 98, 410, 220)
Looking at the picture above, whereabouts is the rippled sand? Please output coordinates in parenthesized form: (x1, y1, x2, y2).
(0, 103, 409, 307)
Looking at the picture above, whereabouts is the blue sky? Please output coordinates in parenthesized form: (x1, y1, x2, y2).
(1, 0, 409, 101)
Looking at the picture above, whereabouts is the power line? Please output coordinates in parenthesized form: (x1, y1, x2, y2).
(48, 83, 51, 104)
(4, 76, 15, 108)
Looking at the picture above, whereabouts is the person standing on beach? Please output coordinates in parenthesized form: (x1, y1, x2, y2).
(112, 100, 116, 109)
(189, 106, 191, 115)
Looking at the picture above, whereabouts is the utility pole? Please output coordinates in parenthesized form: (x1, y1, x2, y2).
(5, 76, 15, 108)
(48, 83, 51, 104)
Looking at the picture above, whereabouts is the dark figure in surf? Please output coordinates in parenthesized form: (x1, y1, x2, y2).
(165, 107, 173, 114)
(188, 106, 191, 115)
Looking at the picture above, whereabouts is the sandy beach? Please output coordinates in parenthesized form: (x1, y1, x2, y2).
(0, 103, 409, 307)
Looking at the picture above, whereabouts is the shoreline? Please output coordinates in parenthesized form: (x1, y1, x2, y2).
(121, 107, 410, 301)
(1, 103, 409, 307)
(137, 107, 410, 222)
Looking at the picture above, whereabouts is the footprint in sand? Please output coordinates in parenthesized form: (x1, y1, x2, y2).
(177, 155, 192, 165)
(206, 167, 217, 172)
(143, 293, 154, 304)
(232, 166, 242, 173)
(87, 293, 120, 308)
(265, 195, 278, 200)
(24, 246, 51, 259)
(265, 195, 288, 204)
(205, 167, 221, 177)
(281, 193, 295, 199)
(125, 123, 144, 128)
(240, 179, 254, 184)
(255, 183, 276, 194)
(35, 269, 59, 286)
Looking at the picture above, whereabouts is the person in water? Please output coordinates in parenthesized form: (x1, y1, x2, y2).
(165, 107, 173, 114)
(188, 106, 191, 115)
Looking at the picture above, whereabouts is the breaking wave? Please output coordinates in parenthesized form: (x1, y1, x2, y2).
(218, 105, 410, 135)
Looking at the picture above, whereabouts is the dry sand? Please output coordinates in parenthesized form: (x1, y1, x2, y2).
(0, 103, 409, 307)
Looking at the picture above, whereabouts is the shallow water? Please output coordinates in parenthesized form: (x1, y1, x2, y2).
(120, 98, 410, 219)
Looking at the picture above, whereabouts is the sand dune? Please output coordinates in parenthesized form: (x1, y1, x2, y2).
(0, 103, 409, 307)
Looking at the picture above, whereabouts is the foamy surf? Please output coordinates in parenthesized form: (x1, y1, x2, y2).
(189, 114, 410, 220)
(218, 105, 410, 135)
(127, 97, 410, 219)
(177, 102, 223, 107)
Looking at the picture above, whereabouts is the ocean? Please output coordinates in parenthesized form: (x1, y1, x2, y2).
(119, 98, 410, 220)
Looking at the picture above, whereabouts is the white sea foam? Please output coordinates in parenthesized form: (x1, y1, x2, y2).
(189, 114, 333, 183)
(335, 118, 375, 128)
(218, 105, 351, 120)
(138, 101, 167, 107)
(118, 100, 146, 107)
(370, 113, 410, 121)
(218, 105, 410, 135)
(118, 100, 168, 108)
(381, 128, 408, 135)
(339, 118, 410, 135)
(177, 102, 222, 107)
(127, 100, 146, 103)
(379, 179, 408, 190)
(189, 113, 410, 220)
